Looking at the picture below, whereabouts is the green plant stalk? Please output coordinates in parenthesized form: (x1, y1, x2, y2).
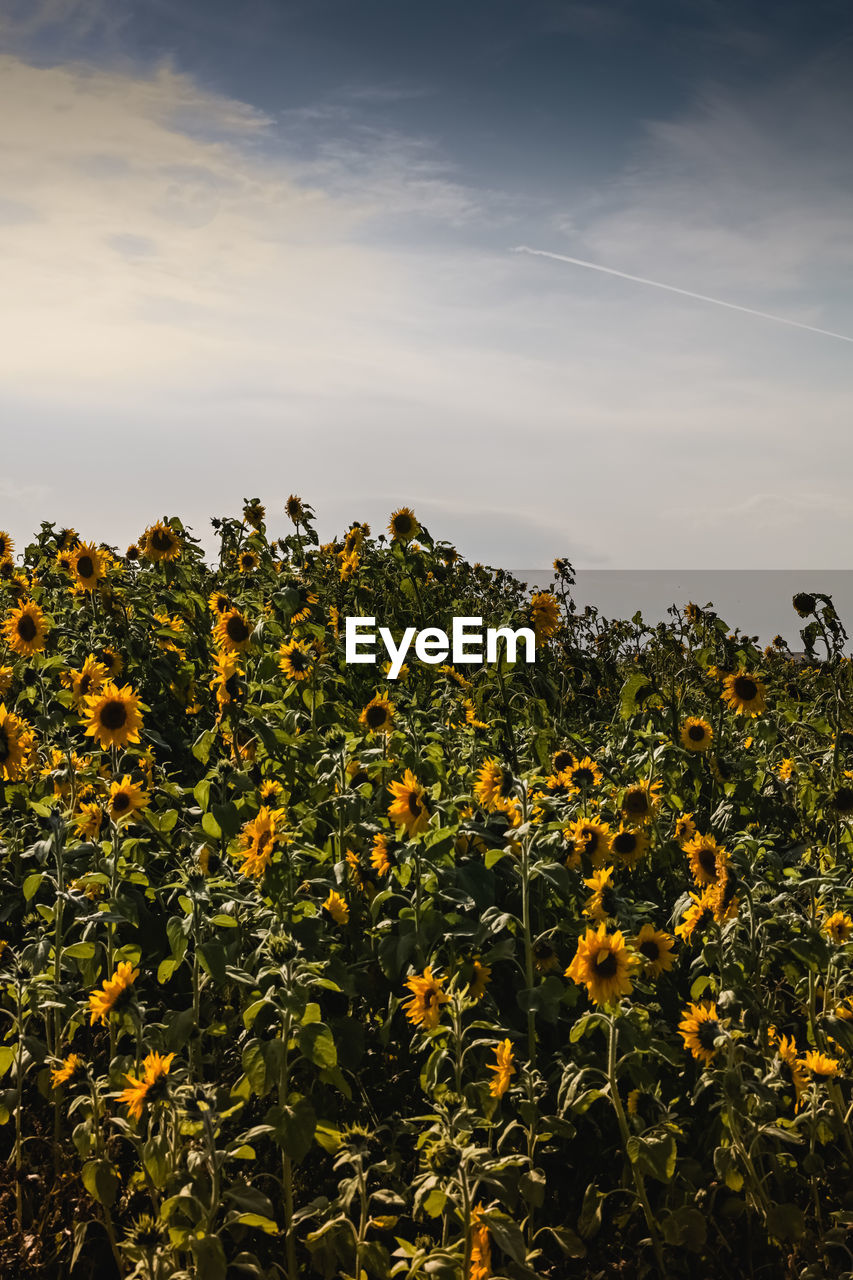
(279, 1005, 298, 1280)
(607, 1016, 665, 1275)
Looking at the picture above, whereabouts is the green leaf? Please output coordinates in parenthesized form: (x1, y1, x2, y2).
(298, 1022, 337, 1069)
(0, 1045, 17, 1078)
(23, 873, 43, 902)
(190, 1233, 227, 1280)
(82, 1158, 119, 1207)
(233, 1213, 279, 1235)
(626, 1131, 677, 1183)
(202, 812, 222, 840)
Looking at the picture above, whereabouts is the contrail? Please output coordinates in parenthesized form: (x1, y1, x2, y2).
(513, 245, 853, 344)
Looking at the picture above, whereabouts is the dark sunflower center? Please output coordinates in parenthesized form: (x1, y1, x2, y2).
(639, 939, 660, 961)
(256, 830, 271, 854)
(17, 614, 37, 642)
(80, 674, 92, 696)
(535, 943, 554, 962)
(151, 529, 174, 552)
(584, 828, 600, 853)
(112, 792, 130, 813)
(613, 832, 637, 855)
(423, 990, 435, 1008)
(394, 515, 413, 535)
(832, 787, 853, 813)
(407, 791, 423, 818)
(77, 556, 94, 578)
(242, 555, 253, 568)
(0, 727, 9, 762)
(733, 676, 757, 701)
(594, 951, 618, 978)
(699, 848, 717, 877)
(697, 1020, 721, 1051)
(688, 724, 706, 741)
(573, 768, 595, 787)
(100, 700, 128, 730)
(289, 648, 310, 671)
(226, 616, 249, 642)
(625, 791, 649, 815)
(366, 705, 388, 728)
(553, 751, 573, 772)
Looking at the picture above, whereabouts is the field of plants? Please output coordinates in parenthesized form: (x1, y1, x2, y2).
(1, 500, 852, 1280)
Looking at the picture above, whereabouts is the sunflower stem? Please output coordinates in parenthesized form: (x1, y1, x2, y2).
(607, 1015, 665, 1275)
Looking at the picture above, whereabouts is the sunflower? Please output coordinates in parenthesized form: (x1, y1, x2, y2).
(290, 588, 318, 625)
(830, 786, 853, 817)
(234, 806, 287, 878)
(214, 608, 253, 653)
(679, 1000, 725, 1065)
(285, 494, 305, 524)
(388, 507, 419, 543)
(551, 747, 574, 774)
(279, 638, 314, 682)
(564, 756, 603, 793)
(125, 543, 140, 561)
(119, 1050, 175, 1122)
(621, 780, 662, 823)
(0, 704, 30, 782)
(107, 775, 148, 824)
(89, 961, 139, 1025)
(0, 666, 12, 696)
(474, 758, 516, 813)
(238, 549, 259, 573)
(82, 684, 143, 750)
(777, 758, 795, 781)
(675, 887, 716, 942)
(564, 818, 611, 869)
(210, 651, 242, 708)
(680, 717, 713, 753)
(609, 823, 649, 868)
(533, 938, 559, 973)
(388, 769, 431, 837)
(97, 647, 124, 677)
(770, 1028, 807, 1105)
(208, 591, 230, 615)
(800, 1050, 840, 1078)
(0, 531, 13, 561)
(4, 600, 47, 657)
(323, 890, 350, 925)
(529, 591, 560, 642)
(71, 542, 105, 592)
(61, 654, 108, 710)
(51, 1053, 83, 1089)
(487, 1039, 515, 1099)
(243, 499, 265, 529)
(360, 693, 394, 734)
(370, 833, 394, 877)
(468, 959, 492, 1000)
(634, 924, 676, 978)
(822, 911, 853, 944)
(142, 521, 181, 562)
(402, 966, 450, 1030)
(469, 1206, 492, 1280)
(259, 779, 283, 804)
(683, 833, 727, 887)
(721, 671, 767, 717)
(582, 865, 618, 922)
(674, 813, 697, 846)
(566, 924, 636, 1006)
(74, 802, 104, 840)
(463, 700, 488, 730)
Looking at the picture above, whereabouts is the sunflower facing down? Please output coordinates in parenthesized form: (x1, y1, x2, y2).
(0, 704, 31, 782)
(4, 600, 48, 657)
(566, 923, 636, 1006)
(529, 591, 560, 642)
(214, 608, 253, 654)
(89, 961, 139, 1025)
(142, 521, 181, 563)
(107, 775, 148, 824)
(360, 693, 394, 733)
(82, 683, 143, 750)
(564, 818, 611, 869)
(402, 966, 450, 1030)
(721, 671, 767, 718)
(279, 638, 314, 682)
(120, 1050, 175, 1122)
(680, 717, 713, 753)
(388, 507, 419, 543)
(388, 769, 432, 837)
(634, 924, 676, 978)
(683, 833, 727, 887)
(487, 1039, 515, 1099)
(679, 1001, 727, 1065)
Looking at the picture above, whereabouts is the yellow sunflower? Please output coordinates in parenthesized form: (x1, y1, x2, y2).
(388, 769, 431, 837)
(0, 704, 30, 782)
(61, 654, 109, 710)
(487, 1039, 515, 1099)
(388, 507, 419, 543)
(214, 608, 253, 653)
(564, 818, 611, 869)
(679, 1001, 725, 1064)
(563, 756, 603, 793)
(469, 1206, 492, 1280)
(529, 591, 560, 642)
(721, 671, 767, 717)
(279, 638, 314, 682)
(683, 833, 727, 887)
(675, 888, 716, 941)
(769, 1028, 806, 1106)
(238, 549, 258, 573)
(323, 890, 350, 925)
(71, 542, 105, 592)
(608, 823, 649, 868)
(142, 521, 181, 562)
(0, 531, 14, 561)
(533, 938, 559, 973)
(565, 923, 636, 1006)
(800, 1050, 840, 1078)
(0, 666, 12, 696)
(89, 961, 139, 1025)
(51, 1053, 83, 1089)
(370, 833, 394, 876)
(74, 802, 104, 840)
(360, 693, 394, 733)
(290, 588, 319, 625)
(82, 683, 143, 750)
(402, 966, 450, 1030)
(97, 647, 124, 677)
(582, 865, 618, 922)
(4, 600, 48, 657)
(285, 494, 305, 524)
(208, 591, 230, 615)
(119, 1050, 175, 1122)
(822, 911, 853, 944)
(474, 758, 516, 813)
(468, 959, 492, 1000)
(234, 806, 288, 878)
(674, 813, 697, 846)
(634, 924, 676, 978)
(107, 775, 148, 824)
(621, 780, 662, 823)
(210, 651, 242, 709)
(680, 717, 713, 753)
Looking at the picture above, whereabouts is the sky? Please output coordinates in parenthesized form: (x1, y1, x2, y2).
(2, 0, 853, 569)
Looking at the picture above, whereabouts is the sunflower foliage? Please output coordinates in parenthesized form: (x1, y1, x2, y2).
(0, 508, 852, 1279)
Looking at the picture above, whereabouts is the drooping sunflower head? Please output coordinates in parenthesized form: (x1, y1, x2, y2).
(680, 717, 713, 753)
(679, 1000, 725, 1065)
(285, 494, 305, 524)
(721, 671, 767, 718)
(529, 591, 560, 642)
(82, 683, 143, 750)
(214, 607, 253, 653)
(388, 507, 419, 543)
(565, 923, 636, 1007)
(360, 693, 394, 734)
(142, 521, 181, 563)
(242, 499, 266, 530)
(792, 592, 817, 618)
(4, 600, 48, 657)
(279, 638, 314, 681)
(532, 938, 559, 972)
(634, 924, 676, 978)
(71, 542, 105, 592)
(830, 786, 853, 817)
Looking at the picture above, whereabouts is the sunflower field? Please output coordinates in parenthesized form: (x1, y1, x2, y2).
(1, 502, 853, 1280)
